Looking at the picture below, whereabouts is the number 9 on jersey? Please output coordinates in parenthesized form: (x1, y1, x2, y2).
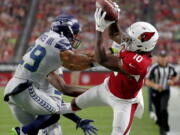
(24, 45, 46, 72)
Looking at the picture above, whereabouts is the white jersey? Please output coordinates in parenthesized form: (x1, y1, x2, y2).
(14, 30, 72, 89)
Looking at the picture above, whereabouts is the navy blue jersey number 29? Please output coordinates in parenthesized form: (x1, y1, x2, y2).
(24, 45, 46, 72)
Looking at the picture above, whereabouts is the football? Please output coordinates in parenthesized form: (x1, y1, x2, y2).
(96, 0, 119, 21)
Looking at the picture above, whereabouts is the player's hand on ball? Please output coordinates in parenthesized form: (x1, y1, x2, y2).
(76, 119, 98, 135)
(94, 8, 115, 32)
(113, 2, 121, 13)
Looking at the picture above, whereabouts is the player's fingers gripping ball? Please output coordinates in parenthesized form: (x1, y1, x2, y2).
(94, 8, 115, 32)
(96, 0, 120, 21)
(113, 2, 121, 15)
(95, 0, 121, 32)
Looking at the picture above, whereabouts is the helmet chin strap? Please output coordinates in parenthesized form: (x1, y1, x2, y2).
(72, 39, 81, 49)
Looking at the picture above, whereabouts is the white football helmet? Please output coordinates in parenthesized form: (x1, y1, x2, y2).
(126, 22, 159, 52)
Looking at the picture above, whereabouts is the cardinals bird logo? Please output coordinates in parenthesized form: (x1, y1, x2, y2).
(138, 32, 155, 42)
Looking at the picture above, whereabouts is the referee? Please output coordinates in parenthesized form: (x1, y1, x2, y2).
(145, 50, 178, 135)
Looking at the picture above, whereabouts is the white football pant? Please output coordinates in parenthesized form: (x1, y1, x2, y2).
(5, 77, 72, 125)
(75, 78, 139, 135)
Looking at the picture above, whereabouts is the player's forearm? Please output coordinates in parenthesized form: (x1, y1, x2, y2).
(51, 82, 86, 97)
(109, 22, 130, 44)
(109, 22, 120, 42)
(96, 32, 124, 72)
(63, 113, 81, 123)
(60, 50, 94, 67)
(73, 53, 94, 65)
(63, 62, 94, 71)
(48, 72, 86, 97)
(63, 85, 87, 97)
(48, 72, 65, 90)
(96, 32, 108, 64)
(52, 80, 86, 97)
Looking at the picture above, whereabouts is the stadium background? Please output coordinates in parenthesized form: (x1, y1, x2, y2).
(0, 0, 179, 135)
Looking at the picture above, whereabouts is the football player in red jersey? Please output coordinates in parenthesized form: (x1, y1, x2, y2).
(69, 7, 159, 135)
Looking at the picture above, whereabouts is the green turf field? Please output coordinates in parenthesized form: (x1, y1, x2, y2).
(0, 87, 158, 135)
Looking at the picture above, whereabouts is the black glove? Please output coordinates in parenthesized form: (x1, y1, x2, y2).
(76, 119, 98, 135)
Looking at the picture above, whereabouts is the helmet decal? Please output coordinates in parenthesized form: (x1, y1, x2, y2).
(51, 15, 81, 48)
(127, 22, 159, 52)
(138, 32, 155, 42)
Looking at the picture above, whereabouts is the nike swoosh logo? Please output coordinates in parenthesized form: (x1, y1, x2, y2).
(129, 63, 135, 68)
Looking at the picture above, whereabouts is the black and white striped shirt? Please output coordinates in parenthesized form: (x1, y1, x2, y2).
(146, 63, 177, 90)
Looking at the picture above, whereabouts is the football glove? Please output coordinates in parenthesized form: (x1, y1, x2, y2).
(94, 8, 115, 32)
(76, 119, 98, 135)
(113, 2, 121, 15)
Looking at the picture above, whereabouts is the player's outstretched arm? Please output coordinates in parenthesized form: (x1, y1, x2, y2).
(60, 50, 95, 71)
(63, 113, 98, 135)
(47, 71, 87, 97)
(108, 22, 130, 44)
(95, 8, 130, 76)
(96, 32, 120, 71)
(96, 32, 128, 76)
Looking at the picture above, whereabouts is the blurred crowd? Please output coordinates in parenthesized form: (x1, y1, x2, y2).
(0, 0, 29, 62)
(0, 0, 179, 64)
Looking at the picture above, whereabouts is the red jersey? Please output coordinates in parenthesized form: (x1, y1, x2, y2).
(108, 50, 152, 99)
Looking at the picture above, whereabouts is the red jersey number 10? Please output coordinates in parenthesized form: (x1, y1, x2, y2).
(133, 54, 143, 63)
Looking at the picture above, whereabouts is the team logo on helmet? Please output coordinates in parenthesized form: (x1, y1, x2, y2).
(138, 32, 155, 42)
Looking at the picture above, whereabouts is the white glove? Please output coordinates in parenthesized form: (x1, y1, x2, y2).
(94, 8, 115, 32)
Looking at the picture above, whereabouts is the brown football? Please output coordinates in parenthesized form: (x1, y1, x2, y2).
(96, 0, 119, 21)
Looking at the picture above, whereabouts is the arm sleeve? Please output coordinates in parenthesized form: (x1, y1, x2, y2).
(63, 113, 81, 124)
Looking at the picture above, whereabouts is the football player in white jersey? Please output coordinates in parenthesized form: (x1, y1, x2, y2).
(4, 15, 96, 135)
(13, 68, 97, 135)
